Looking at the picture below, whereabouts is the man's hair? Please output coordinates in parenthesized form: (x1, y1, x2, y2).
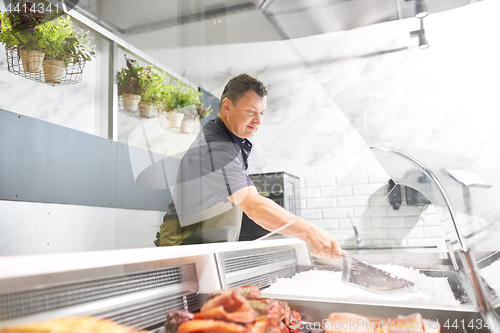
(218, 73, 267, 112)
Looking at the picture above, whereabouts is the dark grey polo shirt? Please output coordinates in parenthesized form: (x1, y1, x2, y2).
(173, 117, 254, 227)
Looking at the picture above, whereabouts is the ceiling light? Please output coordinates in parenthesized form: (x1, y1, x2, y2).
(415, 0, 429, 18)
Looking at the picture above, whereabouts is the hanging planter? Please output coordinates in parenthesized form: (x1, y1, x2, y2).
(0, 5, 95, 86)
(180, 118, 195, 134)
(138, 101, 157, 118)
(167, 111, 184, 128)
(19, 49, 45, 73)
(42, 59, 66, 84)
(122, 94, 141, 111)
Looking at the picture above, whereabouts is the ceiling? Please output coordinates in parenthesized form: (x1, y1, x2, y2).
(75, 0, 479, 41)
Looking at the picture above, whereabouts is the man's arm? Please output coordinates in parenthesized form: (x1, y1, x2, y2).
(229, 186, 345, 259)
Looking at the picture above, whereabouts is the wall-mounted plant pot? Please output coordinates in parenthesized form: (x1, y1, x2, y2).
(19, 49, 45, 73)
(5, 47, 87, 86)
(138, 102, 157, 118)
(121, 94, 141, 112)
(43, 59, 66, 84)
(180, 118, 195, 134)
(167, 112, 184, 128)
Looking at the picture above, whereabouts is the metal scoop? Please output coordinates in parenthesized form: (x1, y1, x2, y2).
(342, 256, 414, 293)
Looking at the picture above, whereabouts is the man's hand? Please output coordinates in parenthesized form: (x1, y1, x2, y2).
(230, 186, 346, 260)
(303, 226, 346, 260)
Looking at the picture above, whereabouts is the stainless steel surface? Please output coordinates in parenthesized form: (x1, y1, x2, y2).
(342, 256, 415, 293)
(216, 247, 299, 289)
(348, 213, 362, 247)
(446, 239, 460, 271)
(460, 250, 491, 313)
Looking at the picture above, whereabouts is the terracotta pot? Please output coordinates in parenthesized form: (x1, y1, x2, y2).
(43, 59, 66, 83)
(121, 94, 141, 111)
(19, 49, 45, 73)
(158, 112, 169, 130)
(167, 112, 184, 128)
(139, 102, 157, 118)
(180, 118, 195, 134)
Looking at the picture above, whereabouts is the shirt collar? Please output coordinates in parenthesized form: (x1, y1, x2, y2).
(214, 117, 252, 150)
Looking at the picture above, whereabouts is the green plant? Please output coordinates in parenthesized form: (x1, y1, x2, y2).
(117, 58, 146, 95)
(196, 102, 212, 120)
(163, 83, 202, 112)
(0, 2, 95, 64)
(0, 0, 52, 49)
(36, 15, 74, 59)
(138, 66, 167, 107)
(61, 29, 96, 64)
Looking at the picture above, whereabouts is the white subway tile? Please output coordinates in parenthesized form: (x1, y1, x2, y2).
(357, 206, 387, 218)
(338, 218, 370, 229)
(336, 174, 368, 185)
(312, 220, 339, 229)
(389, 227, 424, 239)
(321, 186, 353, 197)
(387, 205, 423, 217)
(306, 198, 337, 209)
(306, 177, 335, 188)
(300, 200, 306, 210)
(370, 217, 406, 228)
(424, 205, 438, 214)
(332, 229, 359, 242)
(424, 226, 444, 238)
(420, 214, 442, 225)
(369, 195, 391, 207)
(300, 178, 306, 188)
(300, 188, 321, 199)
(361, 229, 389, 240)
(341, 240, 358, 247)
(368, 173, 390, 184)
(405, 216, 422, 227)
(352, 184, 386, 196)
(323, 208, 353, 219)
(337, 196, 370, 207)
(300, 209, 321, 220)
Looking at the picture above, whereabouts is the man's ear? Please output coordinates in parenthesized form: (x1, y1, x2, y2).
(222, 98, 231, 115)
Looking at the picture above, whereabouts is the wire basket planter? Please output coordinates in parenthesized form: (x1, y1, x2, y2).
(5, 46, 87, 86)
(118, 95, 160, 119)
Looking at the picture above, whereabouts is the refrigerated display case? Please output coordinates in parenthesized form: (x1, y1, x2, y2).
(1, 147, 499, 332)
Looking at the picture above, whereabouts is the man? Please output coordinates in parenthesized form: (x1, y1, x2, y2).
(169, 74, 344, 259)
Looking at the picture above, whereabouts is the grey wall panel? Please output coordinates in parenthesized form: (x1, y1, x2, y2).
(0, 109, 117, 207)
(116, 143, 171, 211)
(199, 88, 219, 127)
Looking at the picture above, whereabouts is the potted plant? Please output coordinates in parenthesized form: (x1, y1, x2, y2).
(0, 2, 95, 83)
(161, 83, 202, 130)
(117, 58, 146, 112)
(193, 102, 212, 132)
(137, 66, 166, 118)
(0, 0, 48, 73)
(42, 26, 95, 84)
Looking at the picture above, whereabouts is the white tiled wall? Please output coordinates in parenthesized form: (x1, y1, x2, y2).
(300, 174, 446, 250)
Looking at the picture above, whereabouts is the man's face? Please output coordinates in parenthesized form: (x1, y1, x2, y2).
(224, 90, 266, 139)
